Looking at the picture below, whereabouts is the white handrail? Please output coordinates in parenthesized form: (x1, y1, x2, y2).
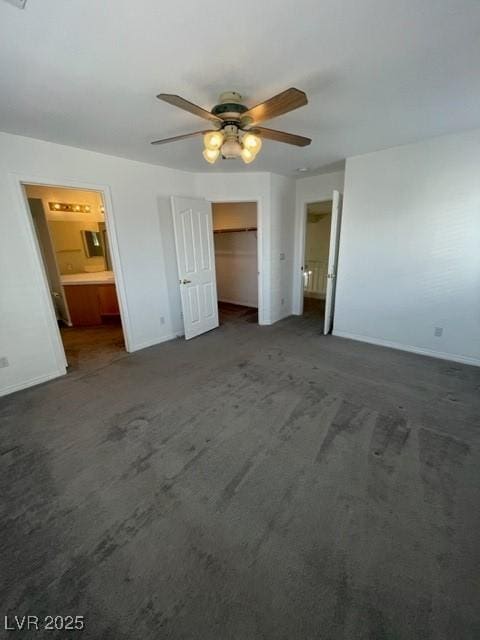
(303, 259, 328, 296)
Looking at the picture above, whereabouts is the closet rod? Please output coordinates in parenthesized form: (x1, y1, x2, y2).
(213, 227, 257, 234)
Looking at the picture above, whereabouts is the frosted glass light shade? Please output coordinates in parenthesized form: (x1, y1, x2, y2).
(241, 147, 255, 164)
(221, 138, 242, 158)
(204, 131, 224, 150)
(203, 148, 220, 164)
(242, 133, 262, 153)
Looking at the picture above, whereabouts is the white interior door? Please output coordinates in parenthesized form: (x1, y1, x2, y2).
(324, 190, 343, 335)
(171, 196, 219, 340)
(29, 198, 72, 327)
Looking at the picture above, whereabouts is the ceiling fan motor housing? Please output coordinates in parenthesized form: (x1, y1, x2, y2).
(221, 124, 242, 159)
(212, 91, 248, 124)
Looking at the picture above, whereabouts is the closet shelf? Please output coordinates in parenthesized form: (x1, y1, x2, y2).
(213, 227, 257, 234)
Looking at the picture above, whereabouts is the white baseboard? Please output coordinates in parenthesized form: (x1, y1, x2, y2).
(1, 333, 182, 396)
(0, 368, 66, 397)
(130, 333, 178, 352)
(332, 330, 480, 367)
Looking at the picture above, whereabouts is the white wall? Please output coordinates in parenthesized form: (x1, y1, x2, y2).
(270, 174, 296, 323)
(305, 212, 331, 262)
(334, 129, 480, 366)
(212, 202, 257, 231)
(0, 132, 194, 396)
(214, 231, 258, 308)
(293, 171, 345, 313)
(213, 202, 258, 308)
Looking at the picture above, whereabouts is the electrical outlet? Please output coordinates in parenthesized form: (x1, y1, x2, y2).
(160, 316, 165, 325)
(434, 327, 443, 337)
(280, 253, 285, 261)
(281, 298, 285, 306)
(0, 356, 9, 368)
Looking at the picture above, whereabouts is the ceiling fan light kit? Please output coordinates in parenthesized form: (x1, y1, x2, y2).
(152, 88, 311, 166)
(202, 148, 220, 164)
(204, 130, 224, 151)
(203, 124, 261, 164)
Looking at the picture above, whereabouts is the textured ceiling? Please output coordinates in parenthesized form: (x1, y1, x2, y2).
(1, 0, 479, 175)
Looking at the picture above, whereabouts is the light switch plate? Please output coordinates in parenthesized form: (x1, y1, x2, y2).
(0, 357, 9, 368)
(280, 253, 285, 261)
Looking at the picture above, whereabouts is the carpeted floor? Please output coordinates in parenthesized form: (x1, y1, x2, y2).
(60, 323, 127, 377)
(218, 301, 258, 325)
(1, 307, 479, 639)
(59, 304, 256, 379)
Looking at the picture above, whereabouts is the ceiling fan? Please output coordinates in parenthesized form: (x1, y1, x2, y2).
(151, 88, 311, 165)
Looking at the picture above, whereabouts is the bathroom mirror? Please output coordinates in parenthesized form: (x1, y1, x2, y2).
(81, 230, 104, 257)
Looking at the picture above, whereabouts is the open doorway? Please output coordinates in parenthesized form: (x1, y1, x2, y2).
(23, 184, 126, 373)
(212, 202, 258, 325)
(299, 191, 343, 334)
(303, 200, 332, 319)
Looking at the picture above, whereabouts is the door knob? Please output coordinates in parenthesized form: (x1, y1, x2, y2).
(182, 279, 191, 284)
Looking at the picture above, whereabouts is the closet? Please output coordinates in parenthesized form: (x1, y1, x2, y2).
(212, 202, 258, 310)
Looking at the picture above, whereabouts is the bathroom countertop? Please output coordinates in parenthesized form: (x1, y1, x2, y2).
(61, 271, 115, 286)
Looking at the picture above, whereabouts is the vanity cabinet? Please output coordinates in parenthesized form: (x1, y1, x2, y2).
(63, 283, 120, 326)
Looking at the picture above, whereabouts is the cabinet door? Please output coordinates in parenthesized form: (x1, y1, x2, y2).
(63, 285, 101, 326)
(97, 284, 120, 317)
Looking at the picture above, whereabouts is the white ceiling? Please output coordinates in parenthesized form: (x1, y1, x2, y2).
(1, 0, 479, 176)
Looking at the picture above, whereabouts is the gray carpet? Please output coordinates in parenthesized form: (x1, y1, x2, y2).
(1, 309, 479, 639)
(60, 323, 127, 378)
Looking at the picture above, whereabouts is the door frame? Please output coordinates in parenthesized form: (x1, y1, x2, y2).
(11, 173, 133, 361)
(28, 196, 72, 327)
(208, 197, 265, 325)
(294, 197, 334, 316)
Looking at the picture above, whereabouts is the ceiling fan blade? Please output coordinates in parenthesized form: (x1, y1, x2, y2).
(254, 126, 311, 147)
(242, 88, 308, 125)
(157, 94, 222, 123)
(151, 130, 207, 145)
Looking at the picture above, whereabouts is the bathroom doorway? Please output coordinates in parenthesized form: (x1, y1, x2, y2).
(23, 183, 127, 374)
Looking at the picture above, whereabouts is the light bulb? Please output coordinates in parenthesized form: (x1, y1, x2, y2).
(203, 148, 220, 164)
(204, 130, 224, 150)
(241, 147, 255, 164)
(54, 203, 61, 210)
(242, 133, 262, 153)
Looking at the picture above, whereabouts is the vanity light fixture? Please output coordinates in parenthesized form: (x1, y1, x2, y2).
(48, 202, 92, 213)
